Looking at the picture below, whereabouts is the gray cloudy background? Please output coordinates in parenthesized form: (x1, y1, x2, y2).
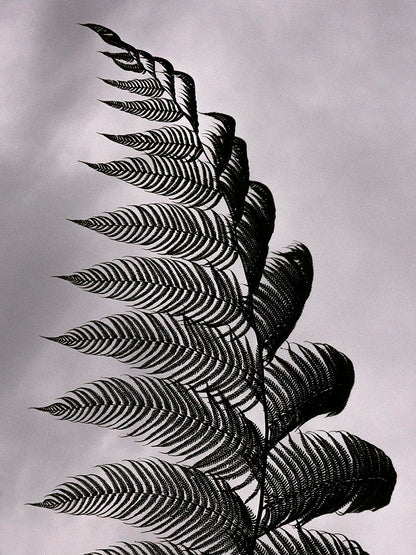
(1, 1, 415, 554)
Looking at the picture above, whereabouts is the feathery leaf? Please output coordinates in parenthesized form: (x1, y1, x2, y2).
(43, 312, 258, 406)
(70, 203, 237, 269)
(261, 431, 396, 532)
(30, 23, 397, 555)
(56, 257, 245, 329)
(100, 99, 183, 123)
(35, 376, 263, 484)
(100, 77, 165, 97)
(86, 541, 202, 555)
(265, 342, 354, 448)
(255, 526, 369, 555)
(80, 23, 130, 49)
(173, 71, 198, 131)
(100, 51, 146, 74)
(218, 138, 249, 223)
(236, 181, 276, 293)
(30, 459, 254, 555)
(81, 155, 221, 209)
(253, 243, 313, 361)
(199, 112, 235, 172)
(100, 126, 202, 160)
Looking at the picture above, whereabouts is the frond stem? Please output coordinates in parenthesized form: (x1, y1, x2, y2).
(249, 344, 270, 552)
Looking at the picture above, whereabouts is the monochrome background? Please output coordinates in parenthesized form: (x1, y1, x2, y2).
(1, 1, 415, 553)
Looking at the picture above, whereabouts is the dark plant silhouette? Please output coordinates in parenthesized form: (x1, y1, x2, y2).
(29, 24, 396, 554)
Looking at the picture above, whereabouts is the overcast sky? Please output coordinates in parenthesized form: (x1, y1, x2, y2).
(1, 1, 415, 554)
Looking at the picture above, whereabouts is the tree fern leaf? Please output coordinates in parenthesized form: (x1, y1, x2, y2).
(34, 376, 263, 484)
(80, 23, 131, 50)
(253, 243, 314, 361)
(265, 342, 354, 448)
(43, 312, 186, 364)
(29, 459, 253, 555)
(43, 312, 258, 407)
(70, 204, 237, 270)
(173, 72, 198, 131)
(183, 317, 261, 404)
(96, 35, 197, 128)
(199, 112, 235, 172)
(100, 126, 202, 160)
(100, 77, 165, 97)
(236, 181, 276, 292)
(261, 431, 396, 533)
(100, 99, 183, 123)
(100, 51, 147, 74)
(255, 526, 369, 555)
(30, 23, 396, 554)
(84, 23, 177, 100)
(56, 257, 245, 329)
(153, 57, 175, 99)
(88, 24, 155, 74)
(86, 540, 202, 555)
(218, 138, 249, 223)
(81, 156, 220, 209)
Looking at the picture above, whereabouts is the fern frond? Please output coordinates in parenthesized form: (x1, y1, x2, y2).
(265, 342, 354, 448)
(199, 112, 235, 171)
(255, 526, 369, 555)
(29, 459, 254, 555)
(253, 243, 313, 361)
(218, 138, 249, 223)
(43, 312, 258, 406)
(100, 126, 202, 160)
(173, 72, 198, 131)
(100, 77, 165, 97)
(81, 24, 130, 49)
(30, 23, 397, 555)
(153, 57, 175, 99)
(56, 257, 245, 329)
(260, 431, 396, 533)
(81, 156, 220, 209)
(85, 23, 200, 131)
(100, 51, 147, 74)
(70, 204, 237, 269)
(236, 181, 275, 292)
(34, 376, 263, 483)
(100, 99, 183, 123)
(86, 540, 202, 554)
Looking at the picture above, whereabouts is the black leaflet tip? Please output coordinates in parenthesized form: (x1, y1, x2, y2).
(26, 500, 57, 509)
(39, 335, 61, 343)
(52, 275, 72, 282)
(98, 100, 116, 107)
(78, 160, 97, 169)
(98, 132, 117, 142)
(66, 218, 88, 227)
